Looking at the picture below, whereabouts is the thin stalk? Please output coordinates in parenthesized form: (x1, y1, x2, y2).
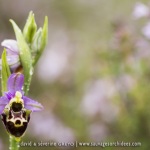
(9, 136, 20, 150)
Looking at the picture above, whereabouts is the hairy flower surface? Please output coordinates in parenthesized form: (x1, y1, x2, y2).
(0, 73, 43, 114)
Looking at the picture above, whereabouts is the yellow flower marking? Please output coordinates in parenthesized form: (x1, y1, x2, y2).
(9, 91, 24, 107)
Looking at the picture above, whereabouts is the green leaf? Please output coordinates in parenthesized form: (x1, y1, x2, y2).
(10, 19, 32, 95)
(23, 11, 37, 44)
(1, 49, 11, 95)
(33, 16, 48, 66)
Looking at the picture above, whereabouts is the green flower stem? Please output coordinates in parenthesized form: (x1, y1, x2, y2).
(9, 136, 19, 150)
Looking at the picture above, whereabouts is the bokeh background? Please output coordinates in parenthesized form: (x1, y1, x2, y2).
(0, 0, 150, 149)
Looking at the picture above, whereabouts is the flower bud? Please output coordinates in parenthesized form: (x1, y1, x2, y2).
(23, 11, 37, 43)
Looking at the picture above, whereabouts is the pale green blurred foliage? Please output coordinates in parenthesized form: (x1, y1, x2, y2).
(0, 0, 150, 150)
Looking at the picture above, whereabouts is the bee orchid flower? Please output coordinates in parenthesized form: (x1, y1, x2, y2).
(0, 73, 43, 113)
(0, 73, 43, 139)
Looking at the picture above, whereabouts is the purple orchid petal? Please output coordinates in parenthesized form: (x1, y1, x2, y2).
(0, 55, 20, 71)
(7, 55, 20, 72)
(5, 91, 14, 100)
(0, 96, 9, 114)
(23, 96, 43, 112)
(1, 40, 21, 72)
(7, 55, 20, 65)
(1, 39, 19, 55)
(7, 73, 24, 93)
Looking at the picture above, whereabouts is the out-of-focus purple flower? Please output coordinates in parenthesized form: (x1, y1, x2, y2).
(0, 73, 43, 114)
(142, 22, 150, 39)
(132, 2, 149, 19)
(0, 39, 20, 72)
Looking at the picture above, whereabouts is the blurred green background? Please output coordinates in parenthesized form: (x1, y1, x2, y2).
(0, 0, 150, 149)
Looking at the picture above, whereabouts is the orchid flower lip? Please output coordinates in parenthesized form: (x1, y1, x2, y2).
(0, 73, 43, 114)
